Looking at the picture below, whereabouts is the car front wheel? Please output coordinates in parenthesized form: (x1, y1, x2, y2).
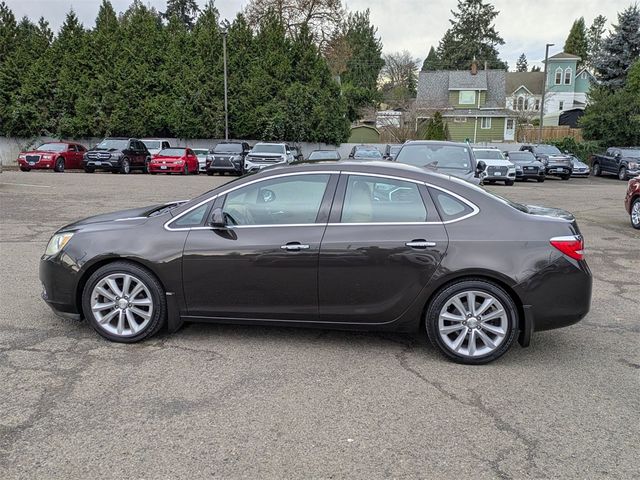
(631, 198, 640, 229)
(54, 158, 65, 172)
(82, 262, 166, 343)
(120, 158, 131, 174)
(425, 279, 518, 364)
(618, 167, 627, 181)
(593, 163, 601, 176)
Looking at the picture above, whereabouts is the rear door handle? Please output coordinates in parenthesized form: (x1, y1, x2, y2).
(405, 239, 436, 249)
(280, 242, 310, 251)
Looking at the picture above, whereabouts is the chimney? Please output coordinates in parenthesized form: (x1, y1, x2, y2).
(471, 58, 478, 75)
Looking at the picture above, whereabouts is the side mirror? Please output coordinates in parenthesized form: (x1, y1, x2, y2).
(260, 188, 276, 203)
(209, 207, 227, 228)
(614, 153, 621, 159)
(476, 161, 487, 176)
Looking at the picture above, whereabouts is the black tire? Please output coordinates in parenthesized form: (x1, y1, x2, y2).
(207, 171, 213, 176)
(561, 174, 570, 180)
(82, 261, 166, 343)
(182, 164, 188, 175)
(193, 166, 199, 175)
(486, 180, 495, 185)
(425, 279, 519, 365)
(537, 177, 545, 183)
(54, 157, 65, 173)
(20, 166, 30, 172)
(120, 158, 130, 174)
(143, 157, 151, 174)
(631, 198, 640, 230)
(505, 180, 514, 186)
(593, 162, 601, 176)
(84, 167, 95, 173)
(150, 172, 157, 175)
(618, 167, 627, 181)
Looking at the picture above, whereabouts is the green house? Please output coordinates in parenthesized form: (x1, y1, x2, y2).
(415, 65, 517, 143)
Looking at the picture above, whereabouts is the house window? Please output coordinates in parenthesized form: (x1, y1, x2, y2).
(534, 99, 540, 111)
(564, 68, 572, 85)
(453, 117, 467, 123)
(559, 101, 564, 111)
(480, 117, 491, 129)
(524, 98, 529, 110)
(581, 72, 587, 80)
(516, 96, 525, 110)
(459, 91, 476, 105)
(555, 68, 562, 85)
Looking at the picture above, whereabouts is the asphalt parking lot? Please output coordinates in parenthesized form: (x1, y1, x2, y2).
(1, 170, 638, 479)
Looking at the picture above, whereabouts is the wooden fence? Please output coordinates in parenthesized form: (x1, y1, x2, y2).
(518, 126, 583, 143)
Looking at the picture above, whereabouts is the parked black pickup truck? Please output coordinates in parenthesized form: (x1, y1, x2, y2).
(519, 144, 573, 180)
(591, 147, 640, 180)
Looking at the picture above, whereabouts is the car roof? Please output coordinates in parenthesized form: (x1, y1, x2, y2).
(404, 140, 470, 147)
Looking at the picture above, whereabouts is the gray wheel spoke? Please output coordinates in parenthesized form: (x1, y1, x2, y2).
(129, 306, 151, 321)
(476, 329, 496, 349)
(106, 278, 122, 297)
(117, 310, 125, 335)
(95, 286, 116, 301)
(476, 298, 494, 316)
(481, 308, 505, 322)
(440, 323, 466, 334)
(441, 311, 465, 322)
(451, 297, 468, 316)
(451, 328, 468, 351)
(92, 301, 115, 312)
(467, 292, 476, 315)
(99, 308, 119, 324)
(122, 275, 132, 297)
(129, 297, 152, 306)
(125, 310, 138, 334)
(481, 323, 505, 336)
(468, 329, 477, 356)
(129, 283, 144, 299)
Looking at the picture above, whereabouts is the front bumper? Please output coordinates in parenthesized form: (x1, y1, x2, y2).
(545, 165, 572, 176)
(83, 159, 120, 170)
(18, 159, 55, 169)
(484, 171, 516, 182)
(516, 170, 545, 180)
(149, 163, 184, 173)
(40, 255, 81, 319)
(623, 168, 640, 179)
(571, 169, 590, 177)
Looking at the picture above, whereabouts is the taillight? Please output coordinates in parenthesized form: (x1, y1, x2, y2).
(550, 235, 584, 260)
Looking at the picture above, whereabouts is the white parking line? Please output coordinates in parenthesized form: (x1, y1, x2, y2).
(0, 182, 51, 188)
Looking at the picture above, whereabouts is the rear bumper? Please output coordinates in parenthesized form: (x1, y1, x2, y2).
(149, 164, 183, 173)
(514, 256, 592, 332)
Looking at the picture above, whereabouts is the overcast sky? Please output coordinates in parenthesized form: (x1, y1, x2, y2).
(5, 0, 629, 69)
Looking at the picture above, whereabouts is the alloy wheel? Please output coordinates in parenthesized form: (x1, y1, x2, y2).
(618, 167, 626, 180)
(90, 273, 154, 337)
(632, 199, 640, 229)
(438, 290, 508, 358)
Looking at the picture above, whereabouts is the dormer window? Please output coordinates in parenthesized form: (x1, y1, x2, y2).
(459, 91, 476, 105)
(564, 68, 572, 85)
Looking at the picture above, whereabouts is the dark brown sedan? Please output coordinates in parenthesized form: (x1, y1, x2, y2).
(40, 161, 592, 364)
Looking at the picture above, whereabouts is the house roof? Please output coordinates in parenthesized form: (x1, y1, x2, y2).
(448, 71, 488, 90)
(416, 70, 507, 109)
(506, 72, 545, 95)
(547, 52, 581, 61)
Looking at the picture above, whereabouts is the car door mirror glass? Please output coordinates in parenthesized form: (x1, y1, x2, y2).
(259, 189, 276, 203)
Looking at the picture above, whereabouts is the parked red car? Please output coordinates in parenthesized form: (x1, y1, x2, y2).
(148, 148, 200, 175)
(625, 175, 640, 229)
(18, 142, 87, 172)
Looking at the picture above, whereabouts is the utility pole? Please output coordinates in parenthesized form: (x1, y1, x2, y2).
(222, 26, 229, 140)
(538, 43, 554, 144)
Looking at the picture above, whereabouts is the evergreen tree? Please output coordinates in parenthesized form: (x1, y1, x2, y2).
(582, 60, 640, 146)
(424, 111, 447, 140)
(516, 53, 528, 72)
(564, 17, 588, 67)
(531, 65, 541, 72)
(0, 1, 17, 63)
(436, 0, 507, 70)
(338, 9, 384, 121)
(587, 15, 607, 69)
(421, 46, 439, 71)
(595, 5, 640, 89)
(164, 0, 200, 29)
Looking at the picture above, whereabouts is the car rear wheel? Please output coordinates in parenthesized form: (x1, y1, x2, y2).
(561, 174, 570, 180)
(425, 279, 518, 364)
(618, 167, 627, 181)
(82, 262, 166, 343)
(54, 157, 65, 173)
(593, 163, 601, 176)
(120, 158, 130, 174)
(207, 171, 213, 176)
(20, 166, 30, 172)
(537, 177, 545, 183)
(631, 198, 640, 229)
(505, 180, 514, 186)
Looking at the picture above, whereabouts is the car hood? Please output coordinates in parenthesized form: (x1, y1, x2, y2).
(479, 159, 513, 167)
(513, 160, 543, 167)
(248, 152, 285, 157)
(22, 150, 60, 155)
(152, 156, 183, 161)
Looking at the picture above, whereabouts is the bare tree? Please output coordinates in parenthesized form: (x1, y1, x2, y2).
(245, 0, 344, 48)
(379, 50, 419, 108)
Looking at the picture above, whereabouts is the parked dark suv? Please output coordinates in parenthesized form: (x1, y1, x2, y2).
(591, 147, 640, 180)
(206, 141, 251, 176)
(83, 138, 151, 174)
(519, 144, 573, 180)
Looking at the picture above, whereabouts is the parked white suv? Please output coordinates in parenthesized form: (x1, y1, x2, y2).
(473, 148, 516, 186)
(141, 139, 172, 156)
(244, 143, 294, 173)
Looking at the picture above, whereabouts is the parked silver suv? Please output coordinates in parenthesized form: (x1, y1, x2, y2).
(244, 143, 295, 173)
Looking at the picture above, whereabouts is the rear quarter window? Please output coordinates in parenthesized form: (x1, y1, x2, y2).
(429, 188, 475, 222)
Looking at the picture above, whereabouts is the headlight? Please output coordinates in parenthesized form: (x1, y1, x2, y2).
(42, 154, 52, 160)
(19, 154, 26, 159)
(45, 233, 74, 256)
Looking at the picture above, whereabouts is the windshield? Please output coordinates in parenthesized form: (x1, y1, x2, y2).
(214, 143, 243, 153)
(143, 141, 161, 149)
(252, 144, 285, 154)
(396, 144, 472, 171)
(96, 139, 129, 150)
(535, 145, 561, 155)
(354, 149, 382, 158)
(157, 148, 185, 156)
(474, 149, 503, 160)
(308, 150, 340, 160)
(508, 152, 536, 162)
(36, 143, 67, 152)
(621, 149, 640, 157)
(193, 149, 208, 155)
(389, 146, 402, 156)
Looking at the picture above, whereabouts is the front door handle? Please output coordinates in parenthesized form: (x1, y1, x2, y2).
(280, 242, 310, 251)
(405, 239, 436, 249)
